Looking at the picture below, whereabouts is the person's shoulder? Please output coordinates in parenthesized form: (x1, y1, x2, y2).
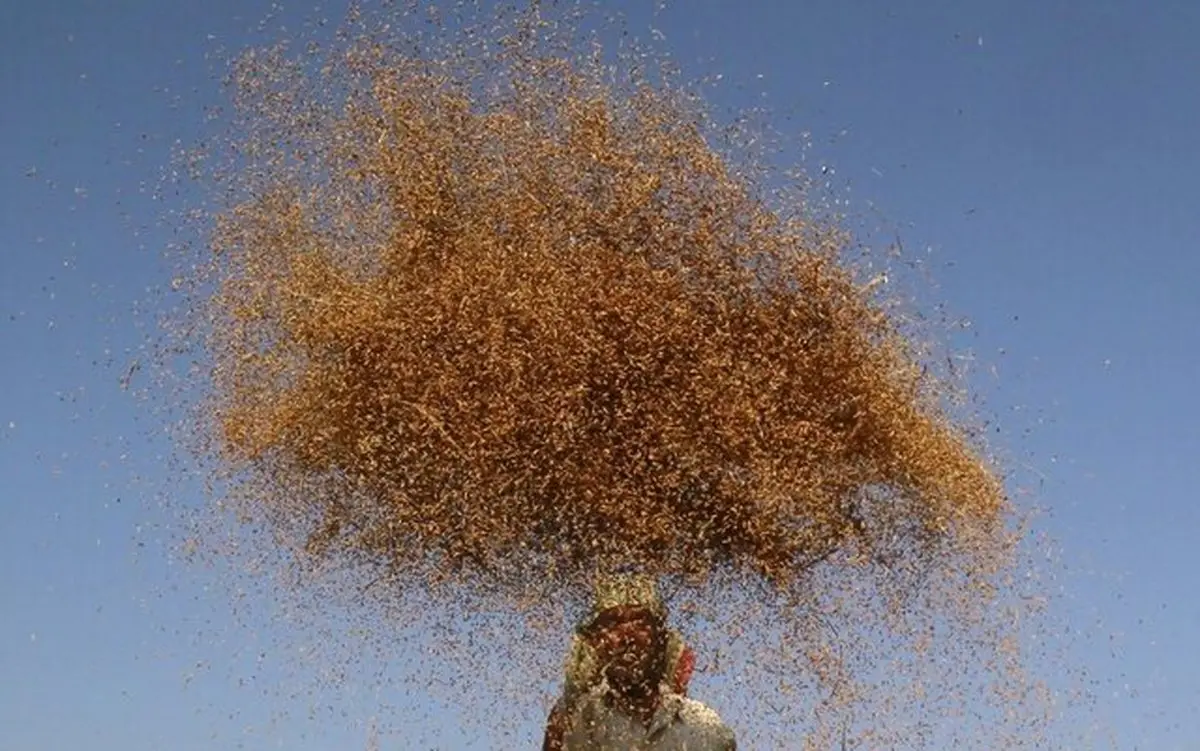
(675, 696, 726, 727)
(674, 696, 736, 747)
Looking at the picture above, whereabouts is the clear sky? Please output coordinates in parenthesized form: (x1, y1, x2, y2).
(2, 0, 1198, 748)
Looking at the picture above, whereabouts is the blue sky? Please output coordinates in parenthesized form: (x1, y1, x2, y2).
(2, 0, 1198, 748)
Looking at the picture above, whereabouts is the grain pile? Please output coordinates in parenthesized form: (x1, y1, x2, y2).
(170, 1, 1011, 602)
(141, 4, 1079, 746)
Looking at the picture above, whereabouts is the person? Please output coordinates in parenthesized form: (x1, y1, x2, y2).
(542, 574, 737, 750)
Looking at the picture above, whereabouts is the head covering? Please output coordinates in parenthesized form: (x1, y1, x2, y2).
(581, 573, 667, 630)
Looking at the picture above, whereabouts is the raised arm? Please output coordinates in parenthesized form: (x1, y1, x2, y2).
(542, 695, 570, 751)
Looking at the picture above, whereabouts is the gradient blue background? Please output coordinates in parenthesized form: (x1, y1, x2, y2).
(3, 1, 1197, 748)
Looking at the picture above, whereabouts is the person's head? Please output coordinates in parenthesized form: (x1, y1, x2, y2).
(576, 574, 671, 698)
(578, 603, 670, 697)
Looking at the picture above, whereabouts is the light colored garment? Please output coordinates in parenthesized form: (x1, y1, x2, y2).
(562, 681, 737, 751)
